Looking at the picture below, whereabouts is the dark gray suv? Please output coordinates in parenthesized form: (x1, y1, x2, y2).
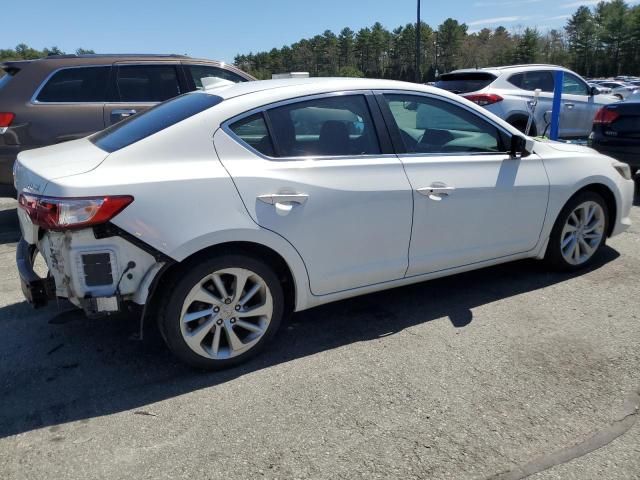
(0, 54, 254, 194)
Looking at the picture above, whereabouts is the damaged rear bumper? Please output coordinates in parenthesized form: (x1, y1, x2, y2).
(16, 239, 55, 308)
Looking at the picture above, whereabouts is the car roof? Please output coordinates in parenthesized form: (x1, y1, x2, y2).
(204, 77, 439, 100)
(447, 64, 570, 76)
(1, 54, 239, 69)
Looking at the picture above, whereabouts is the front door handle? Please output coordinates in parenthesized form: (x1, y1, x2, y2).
(564, 103, 575, 109)
(258, 193, 308, 215)
(417, 185, 455, 201)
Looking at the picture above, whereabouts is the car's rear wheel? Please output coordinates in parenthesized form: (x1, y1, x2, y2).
(159, 254, 284, 370)
(544, 191, 609, 271)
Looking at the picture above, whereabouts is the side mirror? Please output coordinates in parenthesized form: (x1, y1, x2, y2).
(590, 85, 600, 96)
(403, 101, 418, 111)
(510, 135, 527, 158)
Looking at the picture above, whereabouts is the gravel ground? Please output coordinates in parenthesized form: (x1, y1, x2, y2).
(0, 190, 638, 480)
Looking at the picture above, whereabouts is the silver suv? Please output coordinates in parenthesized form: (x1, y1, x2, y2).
(435, 64, 618, 139)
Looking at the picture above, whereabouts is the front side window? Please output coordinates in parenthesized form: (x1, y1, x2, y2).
(36, 66, 110, 102)
(383, 94, 504, 154)
(229, 113, 275, 157)
(91, 93, 222, 153)
(508, 71, 554, 93)
(562, 73, 589, 96)
(116, 65, 182, 102)
(266, 95, 380, 157)
(187, 65, 247, 89)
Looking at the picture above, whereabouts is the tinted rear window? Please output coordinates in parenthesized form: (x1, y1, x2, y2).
(36, 66, 110, 102)
(91, 93, 222, 153)
(435, 72, 497, 93)
(115, 65, 182, 102)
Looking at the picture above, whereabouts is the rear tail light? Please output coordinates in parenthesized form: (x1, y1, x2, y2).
(18, 194, 133, 230)
(593, 107, 620, 125)
(462, 94, 503, 106)
(0, 112, 15, 130)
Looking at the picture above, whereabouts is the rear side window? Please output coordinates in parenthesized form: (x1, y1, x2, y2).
(36, 66, 110, 102)
(229, 113, 275, 156)
(435, 72, 496, 93)
(267, 95, 381, 157)
(91, 93, 222, 153)
(508, 71, 554, 92)
(187, 65, 247, 89)
(115, 65, 182, 102)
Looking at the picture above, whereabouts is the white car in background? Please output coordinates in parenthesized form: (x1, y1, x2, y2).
(590, 80, 638, 100)
(436, 64, 618, 138)
(13, 78, 635, 369)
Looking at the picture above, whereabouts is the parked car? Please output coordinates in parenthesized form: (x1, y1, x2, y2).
(435, 64, 618, 138)
(14, 78, 634, 369)
(588, 82, 612, 95)
(590, 80, 637, 100)
(590, 98, 640, 177)
(0, 53, 254, 193)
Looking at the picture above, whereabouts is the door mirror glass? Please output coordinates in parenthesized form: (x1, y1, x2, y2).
(590, 85, 600, 96)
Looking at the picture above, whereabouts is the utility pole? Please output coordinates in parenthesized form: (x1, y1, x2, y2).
(416, 0, 421, 83)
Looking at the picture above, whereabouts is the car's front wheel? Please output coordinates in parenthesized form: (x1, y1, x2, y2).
(544, 191, 609, 271)
(159, 254, 284, 370)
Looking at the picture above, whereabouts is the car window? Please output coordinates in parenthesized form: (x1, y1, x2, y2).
(266, 95, 380, 157)
(187, 65, 247, 89)
(116, 65, 182, 102)
(91, 92, 222, 153)
(508, 71, 554, 92)
(383, 94, 504, 154)
(435, 72, 496, 94)
(36, 66, 110, 103)
(229, 113, 275, 157)
(562, 73, 589, 96)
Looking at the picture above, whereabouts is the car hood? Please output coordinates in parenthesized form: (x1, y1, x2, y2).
(536, 140, 597, 155)
(14, 138, 108, 194)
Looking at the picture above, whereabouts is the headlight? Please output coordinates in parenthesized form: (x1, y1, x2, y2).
(612, 161, 632, 180)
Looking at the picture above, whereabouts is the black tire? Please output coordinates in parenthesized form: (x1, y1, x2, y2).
(158, 254, 284, 370)
(544, 191, 609, 272)
(508, 117, 537, 137)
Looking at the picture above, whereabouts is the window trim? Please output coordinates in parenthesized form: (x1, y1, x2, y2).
(373, 89, 514, 157)
(221, 90, 395, 161)
(30, 64, 113, 105)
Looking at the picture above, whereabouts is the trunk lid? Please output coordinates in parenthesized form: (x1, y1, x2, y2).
(13, 138, 109, 194)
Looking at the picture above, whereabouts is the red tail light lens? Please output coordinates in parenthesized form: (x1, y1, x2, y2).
(18, 193, 133, 230)
(593, 107, 620, 125)
(0, 112, 15, 128)
(462, 94, 503, 106)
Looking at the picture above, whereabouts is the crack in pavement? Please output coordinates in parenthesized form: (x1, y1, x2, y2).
(485, 388, 640, 480)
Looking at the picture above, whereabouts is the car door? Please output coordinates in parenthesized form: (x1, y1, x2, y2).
(103, 63, 186, 126)
(559, 72, 593, 138)
(214, 92, 414, 296)
(30, 65, 110, 144)
(377, 91, 549, 277)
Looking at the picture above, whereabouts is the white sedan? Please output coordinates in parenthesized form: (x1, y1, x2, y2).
(13, 78, 635, 369)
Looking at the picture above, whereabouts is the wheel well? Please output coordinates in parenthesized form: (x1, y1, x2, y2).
(572, 184, 617, 237)
(144, 242, 297, 330)
(506, 114, 537, 136)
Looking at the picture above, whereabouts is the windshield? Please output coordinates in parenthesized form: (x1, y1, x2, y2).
(435, 72, 497, 94)
(91, 93, 223, 153)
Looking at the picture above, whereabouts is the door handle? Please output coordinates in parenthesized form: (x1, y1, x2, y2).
(111, 109, 137, 119)
(564, 103, 575, 109)
(258, 193, 308, 215)
(417, 185, 455, 200)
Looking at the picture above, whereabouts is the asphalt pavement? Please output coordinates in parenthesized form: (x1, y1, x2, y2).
(0, 191, 639, 480)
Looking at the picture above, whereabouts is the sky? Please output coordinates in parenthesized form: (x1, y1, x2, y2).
(1, 0, 629, 63)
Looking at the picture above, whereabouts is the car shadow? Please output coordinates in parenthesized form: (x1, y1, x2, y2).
(0, 246, 620, 439)
(0, 208, 20, 244)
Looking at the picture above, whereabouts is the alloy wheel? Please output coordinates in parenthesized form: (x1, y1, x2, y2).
(560, 201, 605, 266)
(179, 268, 273, 360)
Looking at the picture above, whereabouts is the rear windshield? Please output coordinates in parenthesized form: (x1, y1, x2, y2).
(91, 93, 223, 153)
(435, 72, 497, 94)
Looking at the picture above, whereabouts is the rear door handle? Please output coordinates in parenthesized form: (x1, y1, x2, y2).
(111, 109, 137, 119)
(258, 193, 308, 214)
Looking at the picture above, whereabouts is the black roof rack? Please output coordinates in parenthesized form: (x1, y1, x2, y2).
(44, 53, 190, 59)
